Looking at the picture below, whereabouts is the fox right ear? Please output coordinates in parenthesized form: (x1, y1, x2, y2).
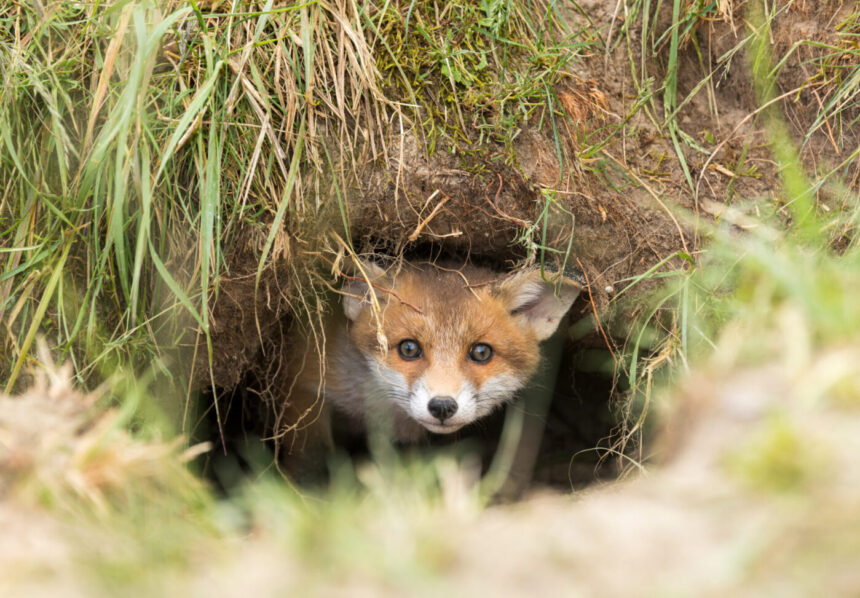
(496, 268, 582, 341)
(341, 259, 388, 321)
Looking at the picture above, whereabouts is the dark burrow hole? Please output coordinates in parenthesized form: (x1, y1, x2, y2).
(194, 245, 626, 497)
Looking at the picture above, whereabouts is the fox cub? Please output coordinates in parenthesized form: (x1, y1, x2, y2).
(281, 260, 582, 477)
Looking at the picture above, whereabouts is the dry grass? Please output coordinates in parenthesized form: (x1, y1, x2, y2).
(0, 346, 208, 513)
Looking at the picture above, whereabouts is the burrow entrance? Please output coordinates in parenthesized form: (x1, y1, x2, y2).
(188, 122, 688, 494)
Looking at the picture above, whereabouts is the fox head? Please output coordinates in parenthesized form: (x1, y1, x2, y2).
(341, 261, 582, 435)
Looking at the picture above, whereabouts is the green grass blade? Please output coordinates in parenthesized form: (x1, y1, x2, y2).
(153, 60, 224, 185)
(4, 237, 73, 393)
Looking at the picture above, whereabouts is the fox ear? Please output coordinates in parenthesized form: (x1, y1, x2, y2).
(496, 269, 582, 341)
(341, 259, 388, 321)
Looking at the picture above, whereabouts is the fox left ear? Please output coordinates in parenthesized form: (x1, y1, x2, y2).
(341, 258, 388, 321)
(496, 269, 583, 341)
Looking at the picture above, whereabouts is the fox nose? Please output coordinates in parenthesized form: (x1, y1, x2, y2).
(427, 396, 458, 422)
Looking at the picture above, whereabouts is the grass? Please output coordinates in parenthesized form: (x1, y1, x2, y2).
(0, 0, 394, 395)
(0, 0, 600, 396)
(2, 0, 860, 594)
(368, 0, 598, 160)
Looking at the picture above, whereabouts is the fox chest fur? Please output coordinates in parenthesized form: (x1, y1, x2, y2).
(283, 261, 581, 456)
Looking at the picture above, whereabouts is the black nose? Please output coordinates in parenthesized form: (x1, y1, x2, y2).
(427, 396, 458, 422)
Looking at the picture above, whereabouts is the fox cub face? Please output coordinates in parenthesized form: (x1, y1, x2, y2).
(342, 262, 582, 435)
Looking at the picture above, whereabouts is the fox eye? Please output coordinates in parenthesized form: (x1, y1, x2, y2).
(468, 343, 493, 364)
(397, 339, 422, 360)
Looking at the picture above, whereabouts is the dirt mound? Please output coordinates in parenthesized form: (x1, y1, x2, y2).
(193, 0, 857, 486)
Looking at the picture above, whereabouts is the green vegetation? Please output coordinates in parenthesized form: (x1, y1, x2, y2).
(369, 0, 597, 158)
(1, 0, 381, 395)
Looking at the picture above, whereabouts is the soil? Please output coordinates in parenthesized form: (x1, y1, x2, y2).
(193, 1, 858, 485)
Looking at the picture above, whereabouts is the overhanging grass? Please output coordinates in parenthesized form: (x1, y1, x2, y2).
(0, 0, 401, 388)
